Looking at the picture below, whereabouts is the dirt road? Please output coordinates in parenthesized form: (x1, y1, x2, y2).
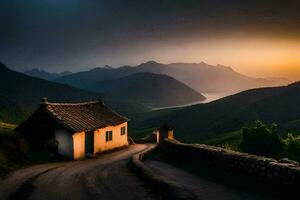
(0, 144, 156, 200)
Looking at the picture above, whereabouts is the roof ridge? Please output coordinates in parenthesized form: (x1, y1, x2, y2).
(45, 100, 100, 106)
(102, 104, 129, 121)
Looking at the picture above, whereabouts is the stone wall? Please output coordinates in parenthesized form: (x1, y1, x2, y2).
(160, 139, 300, 186)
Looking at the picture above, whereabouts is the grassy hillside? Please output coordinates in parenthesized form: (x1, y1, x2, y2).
(57, 70, 206, 108)
(96, 72, 205, 107)
(0, 62, 101, 123)
(130, 82, 300, 142)
(199, 130, 243, 150)
(0, 121, 67, 176)
(0, 62, 149, 123)
(0, 125, 28, 176)
(0, 121, 17, 129)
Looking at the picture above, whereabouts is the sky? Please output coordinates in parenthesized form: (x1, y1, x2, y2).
(1, 0, 300, 80)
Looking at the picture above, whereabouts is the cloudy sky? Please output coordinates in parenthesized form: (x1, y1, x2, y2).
(1, 0, 300, 79)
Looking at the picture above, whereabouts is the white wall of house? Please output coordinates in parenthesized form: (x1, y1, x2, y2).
(55, 129, 73, 158)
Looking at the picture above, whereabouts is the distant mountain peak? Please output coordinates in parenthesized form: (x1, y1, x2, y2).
(216, 64, 228, 68)
(143, 60, 159, 65)
(288, 81, 300, 87)
(24, 68, 73, 80)
(216, 64, 234, 71)
(103, 65, 113, 69)
(90, 65, 113, 71)
(60, 70, 73, 76)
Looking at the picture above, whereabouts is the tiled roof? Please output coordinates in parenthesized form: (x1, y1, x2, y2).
(42, 100, 128, 132)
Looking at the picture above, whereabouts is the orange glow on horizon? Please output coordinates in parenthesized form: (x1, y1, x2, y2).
(139, 37, 300, 81)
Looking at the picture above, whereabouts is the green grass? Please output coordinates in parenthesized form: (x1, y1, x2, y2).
(0, 121, 17, 129)
(198, 127, 300, 162)
(0, 126, 64, 177)
(281, 119, 300, 135)
(130, 107, 180, 125)
(194, 130, 243, 151)
(0, 128, 29, 177)
(129, 127, 156, 138)
(129, 123, 243, 151)
(0, 120, 80, 176)
(129, 107, 180, 139)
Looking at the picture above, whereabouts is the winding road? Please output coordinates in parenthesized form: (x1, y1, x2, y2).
(0, 144, 157, 200)
(1, 143, 278, 200)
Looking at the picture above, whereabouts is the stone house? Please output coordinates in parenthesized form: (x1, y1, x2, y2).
(16, 98, 129, 159)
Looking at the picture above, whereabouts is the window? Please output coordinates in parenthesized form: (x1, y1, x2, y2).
(106, 131, 113, 142)
(121, 126, 126, 136)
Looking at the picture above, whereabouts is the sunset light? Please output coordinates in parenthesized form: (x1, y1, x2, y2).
(1, 1, 300, 199)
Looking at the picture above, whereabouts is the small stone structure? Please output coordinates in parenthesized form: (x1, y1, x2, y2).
(152, 123, 174, 143)
(160, 139, 300, 186)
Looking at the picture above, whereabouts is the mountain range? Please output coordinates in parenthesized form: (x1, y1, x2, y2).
(0, 62, 151, 123)
(53, 61, 290, 95)
(26, 63, 209, 108)
(24, 68, 72, 80)
(0, 62, 206, 123)
(0, 62, 99, 123)
(95, 72, 205, 107)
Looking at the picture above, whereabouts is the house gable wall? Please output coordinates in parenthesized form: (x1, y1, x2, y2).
(17, 109, 64, 142)
(55, 129, 73, 158)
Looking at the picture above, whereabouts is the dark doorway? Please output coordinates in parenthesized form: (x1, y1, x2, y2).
(85, 131, 94, 155)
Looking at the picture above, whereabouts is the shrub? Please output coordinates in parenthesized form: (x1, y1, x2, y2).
(0, 128, 29, 176)
(241, 121, 284, 156)
(283, 133, 300, 162)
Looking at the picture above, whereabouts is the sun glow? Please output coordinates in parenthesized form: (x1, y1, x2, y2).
(141, 37, 300, 80)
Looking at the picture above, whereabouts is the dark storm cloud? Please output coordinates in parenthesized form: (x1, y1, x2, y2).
(0, 0, 299, 71)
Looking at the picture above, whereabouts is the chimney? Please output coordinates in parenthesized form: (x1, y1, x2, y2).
(99, 98, 105, 106)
